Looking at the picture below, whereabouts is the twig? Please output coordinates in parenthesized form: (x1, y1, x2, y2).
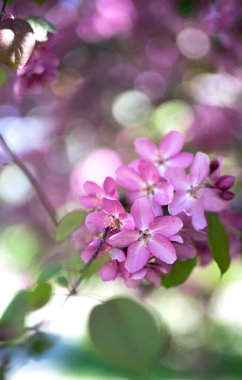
(0, 134, 58, 226)
(69, 227, 109, 295)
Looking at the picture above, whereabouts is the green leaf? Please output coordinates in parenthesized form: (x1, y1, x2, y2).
(81, 254, 109, 281)
(88, 297, 165, 375)
(37, 262, 62, 283)
(207, 212, 230, 275)
(56, 276, 69, 288)
(30, 283, 52, 310)
(26, 16, 57, 42)
(162, 258, 197, 288)
(55, 210, 87, 242)
(0, 290, 31, 341)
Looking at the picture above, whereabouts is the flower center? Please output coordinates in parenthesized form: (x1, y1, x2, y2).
(145, 183, 155, 196)
(106, 215, 122, 230)
(187, 185, 203, 199)
(139, 229, 151, 243)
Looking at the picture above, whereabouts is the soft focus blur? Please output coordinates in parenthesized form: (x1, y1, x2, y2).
(0, 0, 242, 379)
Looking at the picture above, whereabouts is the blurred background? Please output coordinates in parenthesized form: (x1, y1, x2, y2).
(0, 0, 242, 378)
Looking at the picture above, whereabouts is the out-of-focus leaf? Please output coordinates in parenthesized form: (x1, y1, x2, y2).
(55, 210, 87, 242)
(0, 17, 35, 72)
(0, 283, 52, 341)
(29, 283, 52, 310)
(27, 16, 57, 42)
(162, 258, 197, 288)
(207, 212, 230, 275)
(37, 262, 62, 283)
(27, 332, 56, 356)
(56, 276, 69, 288)
(0, 66, 8, 85)
(0, 290, 30, 341)
(81, 254, 109, 281)
(89, 297, 164, 375)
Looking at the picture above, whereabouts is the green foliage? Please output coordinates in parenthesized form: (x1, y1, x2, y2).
(56, 276, 69, 288)
(37, 262, 62, 283)
(32, 0, 46, 4)
(27, 332, 56, 356)
(88, 297, 165, 376)
(55, 210, 87, 242)
(0, 67, 8, 86)
(26, 16, 57, 42)
(206, 212, 230, 275)
(0, 283, 52, 342)
(162, 258, 197, 288)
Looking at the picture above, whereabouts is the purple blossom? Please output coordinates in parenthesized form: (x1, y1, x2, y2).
(108, 196, 183, 273)
(134, 131, 193, 176)
(167, 152, 227, 230)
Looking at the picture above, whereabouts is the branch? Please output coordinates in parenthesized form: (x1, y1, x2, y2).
(0, 134, 58, 227)
(69, 227, 109, 295)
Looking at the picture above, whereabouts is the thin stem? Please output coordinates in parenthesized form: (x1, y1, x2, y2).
(1, 0, 7, 13)
(69, 227, 109, 295)
(0, 134, 58, 226)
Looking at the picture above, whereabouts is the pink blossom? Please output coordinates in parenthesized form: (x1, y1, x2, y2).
(134, 131, 193, 176)
(79, 177, 118, 210)
(108, 197, 182, 273)
(116, 159, 173, 214)
(167, 152, 227, 230)
(85, 197, 134, 233)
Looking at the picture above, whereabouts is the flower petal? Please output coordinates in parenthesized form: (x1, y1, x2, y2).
(119, 213, 135, 230)
(102, 197, 124, 216)
(148, 234, 177, 264)
(103, 176, 118, 198)
(85, 211, 107, 233)
(134, 137, 159, 160)
(154, 181, 174, 205)
(84, 181, 103, 196)
(165, 168, 190, 191)
(191, 201, 207, 230)
(125, 241, 150, 273)
(202, 188, 226, 212)
(109, 248, 126, 262)
(165, 152, 193, 168)
(149, 216, 183, 237)
(108, 230, 139, 247)
(174, 242, 196, 260)
(79, 195, 100, 209)
(99, 261, 119, 281)
(169, 192, 193, 215)
(190, 152, 210, 185)
(159, 131, 185, 159)
(131, 196, 154, 229)
(138, 159, 160, 184)
(116, 166, 144, 191)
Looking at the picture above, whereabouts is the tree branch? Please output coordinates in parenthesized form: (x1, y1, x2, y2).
(0, 134, 58, 227)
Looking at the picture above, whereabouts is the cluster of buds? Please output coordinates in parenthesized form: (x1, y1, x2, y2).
(76, 131, 238, 287)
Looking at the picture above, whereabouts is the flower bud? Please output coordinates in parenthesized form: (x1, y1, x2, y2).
(215, 175, 234, 190)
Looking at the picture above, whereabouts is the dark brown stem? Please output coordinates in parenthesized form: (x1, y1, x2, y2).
(1, 0, 7, 13)
(0, 134, 58, 227)
(69, 227, 109, 295)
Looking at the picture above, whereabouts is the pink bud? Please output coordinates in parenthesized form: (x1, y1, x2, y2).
(216, 175, 234, 190)
(210, 159, 219, 173)
(220, 191, 235, 201)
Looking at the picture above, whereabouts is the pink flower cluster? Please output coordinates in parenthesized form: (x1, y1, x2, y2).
(78, 131, 237, 287)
